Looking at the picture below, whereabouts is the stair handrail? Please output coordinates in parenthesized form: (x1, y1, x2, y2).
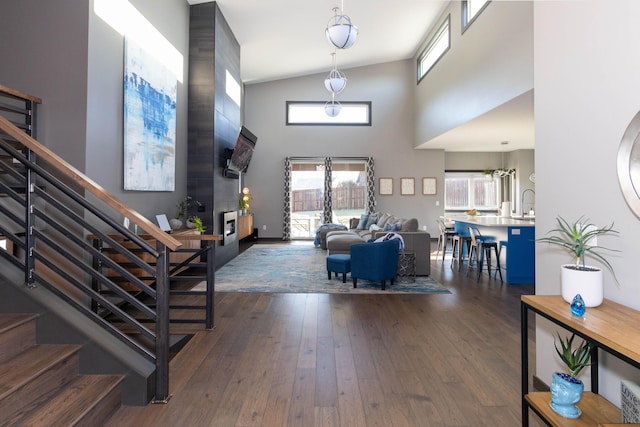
(0, 115, 180, 251)
(0, 105, 181, 402)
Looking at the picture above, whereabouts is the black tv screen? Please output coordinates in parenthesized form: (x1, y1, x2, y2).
(227, 126, 257, 173)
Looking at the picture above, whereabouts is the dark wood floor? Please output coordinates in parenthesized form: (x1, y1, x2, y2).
(106, 240, 543, 427)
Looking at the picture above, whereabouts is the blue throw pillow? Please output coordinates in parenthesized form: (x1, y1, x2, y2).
(364, 215, 378, 229)
(357, 214, 370, 230)
(384, 222, 401, 231)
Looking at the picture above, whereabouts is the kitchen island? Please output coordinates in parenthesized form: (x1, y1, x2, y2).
(448, 215, 535, 285)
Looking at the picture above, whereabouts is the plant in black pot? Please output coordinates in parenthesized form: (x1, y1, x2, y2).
(550, 332, 594, 418)
(537, 215, 620, 307)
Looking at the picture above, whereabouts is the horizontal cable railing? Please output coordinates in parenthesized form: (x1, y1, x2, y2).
(0, 104, 216, 402)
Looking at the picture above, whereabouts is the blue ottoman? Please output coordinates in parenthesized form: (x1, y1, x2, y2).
(326, 254, 351, 283)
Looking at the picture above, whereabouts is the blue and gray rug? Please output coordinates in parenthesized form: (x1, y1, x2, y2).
(214, 244, 450, 294)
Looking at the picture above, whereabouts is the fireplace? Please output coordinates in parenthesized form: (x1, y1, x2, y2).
(222, 211, 238, 245)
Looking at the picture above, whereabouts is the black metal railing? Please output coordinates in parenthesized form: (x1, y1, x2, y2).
(0, 95, 215, 402)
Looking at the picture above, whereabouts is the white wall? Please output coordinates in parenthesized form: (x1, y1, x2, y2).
(535, 0, 640, 406)
(414, 1, 533, 145)
(244, 60, 445, 238)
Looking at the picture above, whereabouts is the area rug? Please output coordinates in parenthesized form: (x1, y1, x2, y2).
(213, 243, 450, 294)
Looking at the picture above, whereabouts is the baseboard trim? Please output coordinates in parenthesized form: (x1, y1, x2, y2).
(532, 375, 549, 391)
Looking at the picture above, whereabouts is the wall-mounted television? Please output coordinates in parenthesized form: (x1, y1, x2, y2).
(224, 126, 257, 179)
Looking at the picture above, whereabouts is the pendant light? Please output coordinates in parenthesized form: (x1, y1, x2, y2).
(326, 2, 358, 49)
(325, 93, 342, 117)
(324, 52, 347, 94)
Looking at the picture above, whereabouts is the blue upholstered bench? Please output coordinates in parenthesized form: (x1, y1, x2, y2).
(326, 254, 351, 283)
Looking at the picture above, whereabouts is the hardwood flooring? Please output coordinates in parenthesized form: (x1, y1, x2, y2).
(106, 240, 543, 426)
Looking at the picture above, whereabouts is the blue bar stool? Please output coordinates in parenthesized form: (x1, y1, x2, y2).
(467, 227, 503, 282)
(497, 240, 508, 279)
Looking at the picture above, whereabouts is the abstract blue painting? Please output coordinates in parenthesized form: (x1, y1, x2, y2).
(124, 38, 176, 191)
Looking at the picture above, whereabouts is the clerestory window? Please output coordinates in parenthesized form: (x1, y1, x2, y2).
(417, 15, 450, 83)
(286, 101, 371, 126)
(462, 0, 490, 32)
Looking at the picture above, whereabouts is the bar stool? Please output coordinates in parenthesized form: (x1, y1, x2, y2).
(497, 240, 508, 279)
(436, 219, 457, 262)
(467, 226, 503, 282)
(451, 234, 472, 271)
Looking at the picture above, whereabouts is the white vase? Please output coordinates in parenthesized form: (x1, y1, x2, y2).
(169, 218, 183, 230)
(561, 264, 604, 307)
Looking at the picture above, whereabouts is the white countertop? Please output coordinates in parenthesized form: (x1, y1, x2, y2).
(447, 215, 535, 227)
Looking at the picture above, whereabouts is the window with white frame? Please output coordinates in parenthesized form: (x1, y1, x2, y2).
(286, 101, 371, 126)
(417, 15, 450, 82)
(444, 171, 501, 211)
(462, 0, 490, 31)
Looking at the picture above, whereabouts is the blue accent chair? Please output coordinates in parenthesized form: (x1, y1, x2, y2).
(350, 239, 400, 290)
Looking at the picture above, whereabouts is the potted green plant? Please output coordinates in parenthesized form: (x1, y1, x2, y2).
(549, 332, 594, 418)
(537, 215, 620, 307)
(191, 216, 206, 234)
(173, 196, 202, 230)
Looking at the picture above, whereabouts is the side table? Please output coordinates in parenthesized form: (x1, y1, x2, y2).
(398, 251, 416, 282)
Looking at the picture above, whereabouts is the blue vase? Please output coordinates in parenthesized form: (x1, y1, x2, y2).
(549, 372, 583, 418)
(570, 294, 586, 317)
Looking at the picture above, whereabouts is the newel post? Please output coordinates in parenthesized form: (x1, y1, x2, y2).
(153, 241, 171, 403)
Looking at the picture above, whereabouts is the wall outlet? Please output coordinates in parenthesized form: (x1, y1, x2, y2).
(422, 225, 427, 231)
(436, 200, 440, 206)
(262, 224, 266, 230)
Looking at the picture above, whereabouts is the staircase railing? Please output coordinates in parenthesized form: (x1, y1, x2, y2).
(0, 106, 187, 403)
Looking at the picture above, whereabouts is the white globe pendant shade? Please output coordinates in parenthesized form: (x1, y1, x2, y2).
(326, 11, 358, 49)
(324, 99, 342, 117)
(324, 69, 347, 94)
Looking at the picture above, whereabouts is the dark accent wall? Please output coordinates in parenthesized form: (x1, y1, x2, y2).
(187, 3, 242, 268)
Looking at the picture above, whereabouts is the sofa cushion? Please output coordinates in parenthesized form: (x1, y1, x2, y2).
(356, 214, 370, 230)
(377, 213, 392, 227)
(401, 218, 419, 232)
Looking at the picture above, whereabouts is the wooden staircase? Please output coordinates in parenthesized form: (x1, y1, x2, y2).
(0, 313, 123, 426)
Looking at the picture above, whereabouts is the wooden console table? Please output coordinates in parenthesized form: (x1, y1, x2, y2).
(238, 213, 254, 240)
(521, 295, 640, 426)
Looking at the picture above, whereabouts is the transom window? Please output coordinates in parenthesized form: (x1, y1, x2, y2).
(286, 101, 371, 126)
(444, 171, 501, 211)
(462, 0, 490, 31)
(417, 15, 450, 82)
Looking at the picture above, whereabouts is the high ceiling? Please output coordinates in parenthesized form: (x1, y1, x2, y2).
(186, 0, 534, 152)
(189, 0, 449, 84)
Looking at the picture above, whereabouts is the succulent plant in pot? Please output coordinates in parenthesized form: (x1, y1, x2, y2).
(537, 215, 620, 307)
(549, 332, 594, 418)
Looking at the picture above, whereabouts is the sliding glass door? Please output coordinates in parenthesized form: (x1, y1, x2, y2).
(290, 161, 324, 239)
(289, 159, 367, 239)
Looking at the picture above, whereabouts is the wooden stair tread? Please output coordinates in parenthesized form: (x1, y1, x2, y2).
(0, 344, 80, 399)
(0, 313, 37, 334)
(8, 374, 123, 426)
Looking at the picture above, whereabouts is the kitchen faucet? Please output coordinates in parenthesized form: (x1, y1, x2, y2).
(521, 188, 535, 216)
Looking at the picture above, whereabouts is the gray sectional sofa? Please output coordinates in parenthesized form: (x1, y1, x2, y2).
(321, 213, 431, 276)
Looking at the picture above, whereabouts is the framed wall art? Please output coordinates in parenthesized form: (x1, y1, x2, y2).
(422, 177, 437, 195)
(379, 177, 393, 195)
(123, 37, 177, 191)
(400, 177, 415, 195)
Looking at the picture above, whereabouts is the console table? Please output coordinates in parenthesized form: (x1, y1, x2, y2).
(238, 213, 254, 240)
(521, 295, 640, 426)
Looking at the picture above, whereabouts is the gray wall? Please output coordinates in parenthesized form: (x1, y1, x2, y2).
(0, 0, 190, 222)
(534, 0, 640, 407)
(414, 1, 533, 145)
(244, 60, 445, 237)
(0, 0, 90, 170)
(86, 0, 190, 220)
